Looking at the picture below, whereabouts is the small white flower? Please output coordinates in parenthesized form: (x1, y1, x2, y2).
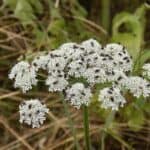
(9, 61, 37, 93)
(59, 43, 84, 61)
(122, 76, 150, 98)
(99, 87, 126, 111)
(81, 38, 102, 54)
(106, 70, 127, 84)
(46, 73, 68, 92)
(32, 50, 67, 72)
(104, 43, 133, 72)
(83, 67, 107, 84)
(47, 55, 66, 73)
(142, 63, 150, 78)
(19, 99, 49, 128)
(65, 83, 92, 109)
(67, 59, 87, 77)
(84, 52, 103, 68)
(32, 53, 50, 71)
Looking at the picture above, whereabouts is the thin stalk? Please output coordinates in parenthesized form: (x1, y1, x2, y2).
(83, 105, 90, 150)
(60, 93, 80, 150)
(101, 111, 116, 150)
(101, 0, 110, 31)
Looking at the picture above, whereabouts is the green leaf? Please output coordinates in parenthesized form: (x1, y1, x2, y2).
(48, 19, 66, 35)
(139, 49, 150, 66)
(112, 6, 146, 62)
(133, 49, 150, 73)
(14, 0, 35, 23)
(71, 0, 87, 17)
(33, 26, 47, 48)
(3, 0, 43, 24)
(143, 102, 150, 114)
(112, 13, 142, 61)
(29, 0, 43, 14)
(124, 104, 145, 131)
(3, 0, 18, 9)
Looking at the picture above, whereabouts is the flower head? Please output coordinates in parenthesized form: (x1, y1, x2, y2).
(104, 43, 133, 72)
(46, 71, 68, 92)
(142, 63, 150, 78)
(59, 43, 84, 61)
(99, 87, 126, 111)
(81, 39, 102, 54)
(19, 99, 49, 128)
(122, 76, 150, 98)
(9, 61, 37, 93)
(32, 54, 51, 71)
(65, 83, 92, 109)
(67, 59, 87, 78)
(83, 67, 107, 84)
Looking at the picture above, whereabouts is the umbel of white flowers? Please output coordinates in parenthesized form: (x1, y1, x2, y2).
(19, 99, 49, 128)
(9, 39, 150, 128)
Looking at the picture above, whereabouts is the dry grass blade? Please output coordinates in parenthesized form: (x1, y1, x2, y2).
(0, 117, 34, 150)
(0, 117, 68, 150)
(48, 127, 99, 150)
(0, 91, 20, 100)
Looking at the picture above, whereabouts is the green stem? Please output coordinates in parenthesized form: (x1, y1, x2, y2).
(60, 93, 80, 150)
(83, 105, 90, 150)
(101, 111, 116, 150)
(101, 0, 110, 31)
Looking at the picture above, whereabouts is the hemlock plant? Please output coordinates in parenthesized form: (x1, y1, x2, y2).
(9, 38, 150, 126)
(9, 38, 150, 148)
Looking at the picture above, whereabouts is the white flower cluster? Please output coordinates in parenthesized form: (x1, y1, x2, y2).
(9, 61, 37, 93)
(121, 77, 150, 98)
(99, 87, 126, 111)
(65, 83, 92, 109)
(19, 99, 49, 128)
(9, 38, 150, 128)
(142, 63, 150, 78)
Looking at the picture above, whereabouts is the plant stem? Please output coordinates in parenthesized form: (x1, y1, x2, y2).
(60, 93, 80, 150)
(101, 111, 116, 150)
(101, 0, 110, 31)
(83, 105, 90, 150)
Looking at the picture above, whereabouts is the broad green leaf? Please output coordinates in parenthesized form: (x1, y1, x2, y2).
(3, 0, 43, 24)
(112, 13, 142, 61)
(3, 0, 18, 9)
(33, 26, 47, 48)
(112, 5, 146, 62)
(14, 0, 35, 23)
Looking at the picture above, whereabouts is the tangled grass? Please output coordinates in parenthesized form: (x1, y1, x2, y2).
(0, 0, 150, 149)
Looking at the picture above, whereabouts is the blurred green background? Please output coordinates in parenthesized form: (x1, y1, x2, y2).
(0, 0, 150, 149)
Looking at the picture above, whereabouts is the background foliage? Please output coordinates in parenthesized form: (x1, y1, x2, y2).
(0, 0, 150, 149)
